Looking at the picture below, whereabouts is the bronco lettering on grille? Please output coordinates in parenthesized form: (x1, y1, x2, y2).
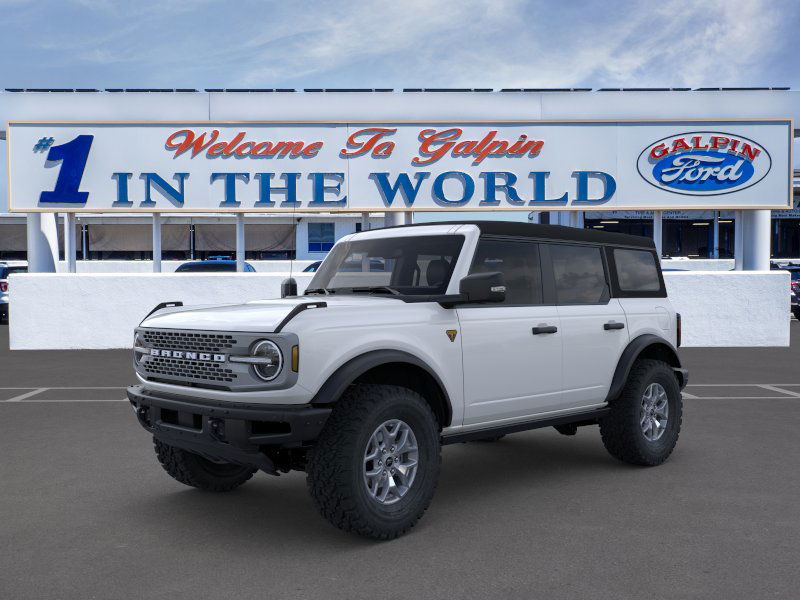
(150, 349, 226, 362)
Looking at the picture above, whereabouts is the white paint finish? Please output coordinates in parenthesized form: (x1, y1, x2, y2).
(8, 272, 314, 350)
(8, 121, 792, 213)
(618, 298, 678, 347)
(663, 270, 790, 347)
(558, 300, 630, 406)
(457, 305, 562, 425)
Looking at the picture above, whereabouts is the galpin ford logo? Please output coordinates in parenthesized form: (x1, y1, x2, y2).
(637, 132, 771, 196)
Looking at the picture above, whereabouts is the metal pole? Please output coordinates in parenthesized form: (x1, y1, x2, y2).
(653, 210, 663, 257)
(712, 211, 719, 259)
(64, 213, 76, 273)
(734, 210, 744, 270)
(152, 213, 162, 273)
(235, 213, 245, 272)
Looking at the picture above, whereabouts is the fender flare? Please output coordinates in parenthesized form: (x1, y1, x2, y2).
(311, 349, 453, 426)
(605, 334, 684, 403)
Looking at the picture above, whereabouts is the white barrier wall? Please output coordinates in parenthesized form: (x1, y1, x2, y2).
(7, 271, 790, 350)
(53, 260, 318, 273)
(9, 273, 312, 350)
(664, 270, 789, 347)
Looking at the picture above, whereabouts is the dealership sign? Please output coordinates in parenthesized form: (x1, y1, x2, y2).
(7, 120, 792, 213)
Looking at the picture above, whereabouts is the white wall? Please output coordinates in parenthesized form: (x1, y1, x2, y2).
(663, 270, 790, 347)
(7, 271, 790, 350)
(8, 273, 314, 350)
(54, 259, 317, 273)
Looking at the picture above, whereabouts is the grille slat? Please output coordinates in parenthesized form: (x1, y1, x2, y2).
(142, 330, 236, 353)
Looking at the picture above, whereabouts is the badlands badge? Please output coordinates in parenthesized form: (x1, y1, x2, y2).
(637, 132, 771, 196)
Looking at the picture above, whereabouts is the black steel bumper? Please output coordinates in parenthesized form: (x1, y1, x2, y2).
(127, 384, 331, 473)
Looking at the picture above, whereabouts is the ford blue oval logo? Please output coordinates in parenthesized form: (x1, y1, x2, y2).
(637, 132, 771, 196)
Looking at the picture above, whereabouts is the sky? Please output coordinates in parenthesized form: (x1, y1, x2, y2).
(0, 0, 797, 90)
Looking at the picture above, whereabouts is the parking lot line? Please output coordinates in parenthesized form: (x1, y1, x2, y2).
(5, 388, 48, 402)
(756, 384, 800, 397)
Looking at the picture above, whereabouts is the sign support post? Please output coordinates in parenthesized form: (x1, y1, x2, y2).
(64, 212, 76, 273)
(653, 211, 663, 257)
(25, 213, 58, 273)
(235, 213, 245, 272)
(152, 213, 162, 273)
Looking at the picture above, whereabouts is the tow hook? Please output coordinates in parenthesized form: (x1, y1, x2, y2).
(135, 405, 150, 427)
(209, 418, 225, 441)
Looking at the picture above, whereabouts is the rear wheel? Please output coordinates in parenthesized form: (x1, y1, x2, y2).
(306, 384, 441, 540)
(153, 438, 256, 491)
(599, 359, 682, 466)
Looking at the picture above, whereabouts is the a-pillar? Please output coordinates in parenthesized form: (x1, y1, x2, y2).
(741, 210, 771, 270)
(25, 213, 59, 273)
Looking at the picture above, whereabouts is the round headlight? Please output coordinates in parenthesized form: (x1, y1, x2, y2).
(252, 340, 283, 381)
(133, 333, 147, 365)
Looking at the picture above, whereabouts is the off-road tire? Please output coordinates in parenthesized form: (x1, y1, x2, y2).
(153, 438, 256, 491)
(306, 384, 441, 540)
(599, 359, 682, 466)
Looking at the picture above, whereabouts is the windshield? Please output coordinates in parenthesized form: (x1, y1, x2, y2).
(307, 235, 465, 296)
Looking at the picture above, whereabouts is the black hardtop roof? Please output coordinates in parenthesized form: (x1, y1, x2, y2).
(382, 220, 656, 250)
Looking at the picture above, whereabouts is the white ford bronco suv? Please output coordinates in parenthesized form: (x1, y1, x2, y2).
(128, 221, 687, 539)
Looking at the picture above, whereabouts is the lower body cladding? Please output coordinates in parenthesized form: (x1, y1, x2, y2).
(127, 385, 331, 475)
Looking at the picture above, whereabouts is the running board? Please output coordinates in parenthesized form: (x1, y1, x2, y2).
(441, 407, 610, 445)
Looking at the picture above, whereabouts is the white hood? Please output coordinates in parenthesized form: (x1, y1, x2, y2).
(140, 295, 403, 332)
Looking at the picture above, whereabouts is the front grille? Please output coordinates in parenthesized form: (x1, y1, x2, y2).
(144, 355, 238, 383)
(142, 329, 237, 353)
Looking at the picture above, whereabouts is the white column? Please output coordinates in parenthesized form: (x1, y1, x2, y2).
(384, 212, 405, 227)
(235, 213, 245, 272)
(25, 213, 59, 273)
(734, 211, 744, 270)
(81, 223, 89, 261)
(152, 213, 162, 273)
(403, 211, 413, 225)
(712, 211, 720, 259)
(64, 212, 76, 273)
(653, 210, 663, 257)
(741, 210, 771, 270)
(360, 213, 370, 231)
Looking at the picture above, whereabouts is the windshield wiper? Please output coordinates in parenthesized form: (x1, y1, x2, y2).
(349, 286, 401, 296)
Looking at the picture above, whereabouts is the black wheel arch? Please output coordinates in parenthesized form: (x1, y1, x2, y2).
(311, 349, 453, 428)
(606, 334, 685, 403)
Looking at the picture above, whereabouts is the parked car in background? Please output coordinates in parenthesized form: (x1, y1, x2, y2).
(0, 261, 28, 323)
(303, 261, 322, 272)
(783, 266, 800, 320)
(175, 258, 256, 273)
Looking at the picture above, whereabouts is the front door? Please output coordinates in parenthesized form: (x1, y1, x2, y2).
(458, 238, 563, 427)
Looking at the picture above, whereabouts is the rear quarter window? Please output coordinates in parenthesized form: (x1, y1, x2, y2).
(613, 248, 661, 292)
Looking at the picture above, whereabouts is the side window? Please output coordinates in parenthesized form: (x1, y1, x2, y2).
(469, 238, 543, 305)
(550, 244, 608, 304)
(613, 248, 661, 292)
(308, 223, 335, 253)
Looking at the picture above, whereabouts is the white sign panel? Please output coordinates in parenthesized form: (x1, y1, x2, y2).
(7, 120, 792, 213)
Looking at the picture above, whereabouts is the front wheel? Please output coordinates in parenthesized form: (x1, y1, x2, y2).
(599, 359, 682, 466)
(306, 384, 441, 540)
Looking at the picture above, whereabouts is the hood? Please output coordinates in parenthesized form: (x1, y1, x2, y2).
(140, 295, 403, 332)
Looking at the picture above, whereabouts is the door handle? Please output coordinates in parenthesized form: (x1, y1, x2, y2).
(532, 325, 558, 335)
(604, 321, 625, 330)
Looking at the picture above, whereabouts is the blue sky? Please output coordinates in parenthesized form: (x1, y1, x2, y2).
(1, 0, 798, 90)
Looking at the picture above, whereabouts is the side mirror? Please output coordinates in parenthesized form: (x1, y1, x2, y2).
(458, 271, 506, 304)
(281, 277, 298, 298)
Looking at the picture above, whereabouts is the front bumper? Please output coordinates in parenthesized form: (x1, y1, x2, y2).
(127, 384, 331, 473)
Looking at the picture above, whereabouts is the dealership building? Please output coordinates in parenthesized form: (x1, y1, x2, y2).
(0, 88, 798, 268)
(1, 88, 798, 351)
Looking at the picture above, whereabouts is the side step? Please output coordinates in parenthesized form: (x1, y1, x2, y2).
(441, 407, 610, 445)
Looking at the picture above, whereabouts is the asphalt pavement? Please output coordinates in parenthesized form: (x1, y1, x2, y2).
(2, 323, 800, 599)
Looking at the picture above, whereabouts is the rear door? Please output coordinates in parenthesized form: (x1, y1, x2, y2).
(458, 237, 562, 426)
(543, 243, 629, 409)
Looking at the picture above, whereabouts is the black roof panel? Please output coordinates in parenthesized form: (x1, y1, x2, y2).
(380, 220, 655, 249)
